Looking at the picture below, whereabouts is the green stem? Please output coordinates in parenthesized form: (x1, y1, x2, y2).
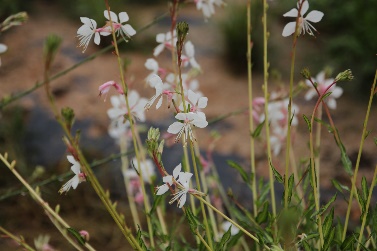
(342, 69, 377, 240)
(196, 229, 213, 251)
(246, 0, 258, 217)
(0, 226, 36, 251)
(314, 105, 323, 203)
(356, 164, 377, 251)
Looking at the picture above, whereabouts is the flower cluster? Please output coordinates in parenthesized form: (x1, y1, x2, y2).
(194, 0, 226, 19)
(77, 10, 136, 53)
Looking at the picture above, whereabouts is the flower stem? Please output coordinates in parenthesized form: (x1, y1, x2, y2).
(0, 226, 36, 251)
(246, 0, 258, 217)
(189, 142, 214, 249)
(196, 229, 213, 251)
(342, 69, 377, 240)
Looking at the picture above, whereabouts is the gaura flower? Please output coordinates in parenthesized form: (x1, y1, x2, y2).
(221, 221, 240, 236)
(282, 0, 324, 37)
(156, 163, 182, 195)
(169, 171, 193, 208)
(107, 91, 148, 122)
(183, 89, 208, 115)
(305, 71, 343, 109)
(59, 155, 86, 194)
(124, 157, 156, 184)
(182, 41, 201, 70)
(101, 11, 136, 40)
(98, 81, 124, 101)
(167, 112, 208, 142)
(145, 74, 174, 110)
(77, 17, 101, 53)
(153, 31, 177, 57)
(195, 0, 225, 19)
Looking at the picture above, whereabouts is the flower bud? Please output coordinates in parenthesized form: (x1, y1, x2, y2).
(335, 69, 354, 82)
(79, 230, 90, 242)
(300, 68, 311, 80)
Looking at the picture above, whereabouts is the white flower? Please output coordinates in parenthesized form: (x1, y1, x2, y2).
(156, 163, 182, 195)
(108, 117, 130, 140)
(77, 17, 101, 53)
(305, 71, 343, 109)
(145, 58, 159, 76)
(282, 0, 324, 37)
(169, 171, 193, 208)
(124, 158, 155, 184)
(221, 221, 240, 236)
(182, 41, 201, 70)
(153, 31, 177, 57)
(180, 90, 208, 117)
(145, 74, 164, 110)
(167, 112, 208, 142)
(107, 91, 148, 122)
(59, 155, 85, 194)
(195, 0, 215, 19)
(101, 11, 136, 40)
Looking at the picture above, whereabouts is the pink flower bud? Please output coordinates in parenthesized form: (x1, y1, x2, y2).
(98, 81, 124, 101)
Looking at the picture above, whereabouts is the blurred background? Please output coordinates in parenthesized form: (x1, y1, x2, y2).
(1, 0, 376, 249)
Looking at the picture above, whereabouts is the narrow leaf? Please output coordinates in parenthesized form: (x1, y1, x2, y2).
(303, 114, 311, 132)
(227, 160, 249, 183)
(269, 160, 283, 183)
(67, 228, 86, 246)
(252, 120, 265, 138)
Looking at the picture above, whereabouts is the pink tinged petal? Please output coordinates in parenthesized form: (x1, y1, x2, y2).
(94, 32, 101, 45)
(156, 184, 169, 195)
(178, 193, 187, 208)
(305, 11, 324, 23)
(283, 8, 298, 17)
(119, 12, 129, 23)
(104, 10, 118, 23)
(168, 122, 183, 134)
(282, 22, 297, 37)
(122, 24, 136, 37)
(197, 97, 208, 109)
(300, 0, 309, 16)
(326, 98, 336, 109)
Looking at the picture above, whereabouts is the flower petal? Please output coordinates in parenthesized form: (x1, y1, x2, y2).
(305, 11, 324, 23)
(119, 12, 129, 23)
(156, 184, 169, 195)
(104, 10, 118, 23)
(168, 122, 183, 134)
(283, 8, 298, 17)
(94, 32, 101, 45)
(282, 22, 297, 37)
(178, 193, 187, 208)
(300, 0, 309, 16)
(71, 176, 80, 189)
(173, 164, 182, 178)
(122, 24, 136, 37)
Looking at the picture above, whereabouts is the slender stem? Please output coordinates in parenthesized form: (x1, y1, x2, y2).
(189, 143, 213, 249)
(342, 69, 377, 240)
(262, 0, 277, 236)
(356, 164, 377, 251)
(0, 226, 36, 251)
(246, 0, 258, 217)
(314, 105, 323, 203)
(196, 230, 213, 251)
(0, 154, 97, 251)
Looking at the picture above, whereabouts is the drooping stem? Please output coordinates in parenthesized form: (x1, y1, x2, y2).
(0, 226, 36, 251)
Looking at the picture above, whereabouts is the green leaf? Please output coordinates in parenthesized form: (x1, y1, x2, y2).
(215, 224, 232, 251)
(315, 193, 337, 217)
(256, 201, 269, 224)
(287, 174, 294, 205)
(252, 120, 265, 138)
(136, 225, 149, 251)
(374, 137, 377, 146)
(227, 160, 249, 183)
(303, 114, 311, 132)
(322, 207, 334, 238)
(269, 160, 283, 183)
(340, 234, 355, 250)
(314, 117, 333, 133)
(357, 188, 366, 213)
(361, 177, 369, 202)
(184, 207, 204, 235)
(337, 136, 353, 175)
(323, 227, 335, 251)
(321, 92, 332, 102)
(332, 179, 350, 194)
(67, 228, 86, 246)
(302, 240, 312, 251)
(150, 194, 163, 215)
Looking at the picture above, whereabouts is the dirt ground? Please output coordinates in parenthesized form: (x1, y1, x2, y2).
(1, 1, 377, 250)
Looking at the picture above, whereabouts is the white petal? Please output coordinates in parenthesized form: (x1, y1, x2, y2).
(300, 0, 309, 16)
(71, 176, 80, 189)
(283, 8, 298, 17)
(0, 44, 7, 54)
(122, 24, 136, 37)
(104, 10, 118, 23)
(148, 74, 163, 88)
(168, 122, 183, 134)
(94, 32, 101, 45)
(173, 164, 182, 178)
(119, 12, 129, 23)
(156, 96, 163, 109)
(188, 90, 199, 105)
(156, 184, 169, 195)
(156, 33, 165, 43)
(326, 98, 336, 109)
(185, 41, 195, 57)
(197, 97, 208, 109)
(331, 86, 343, 98)
(305, 11, 324, 23)
(305, 89, 317, 100)
(178, 193, 187, 208)
(67, 155, 76, 165)
(175, 113, 187, 121)
(179, 172, 193, 184)
(145, 58, 158, 71)
(282, 22, 296, 37)
(153, 44, 165, 57)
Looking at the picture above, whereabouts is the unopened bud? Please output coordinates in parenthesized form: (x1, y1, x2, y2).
(300, 68, 311, 80)
(335, 69, 354, 82)
(1, 12, 28, 32)
(176, 21, 189, 42)
(43, 34, 62, 68)
(61, 107, 75, 127)
(79, 230, 90, 242)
